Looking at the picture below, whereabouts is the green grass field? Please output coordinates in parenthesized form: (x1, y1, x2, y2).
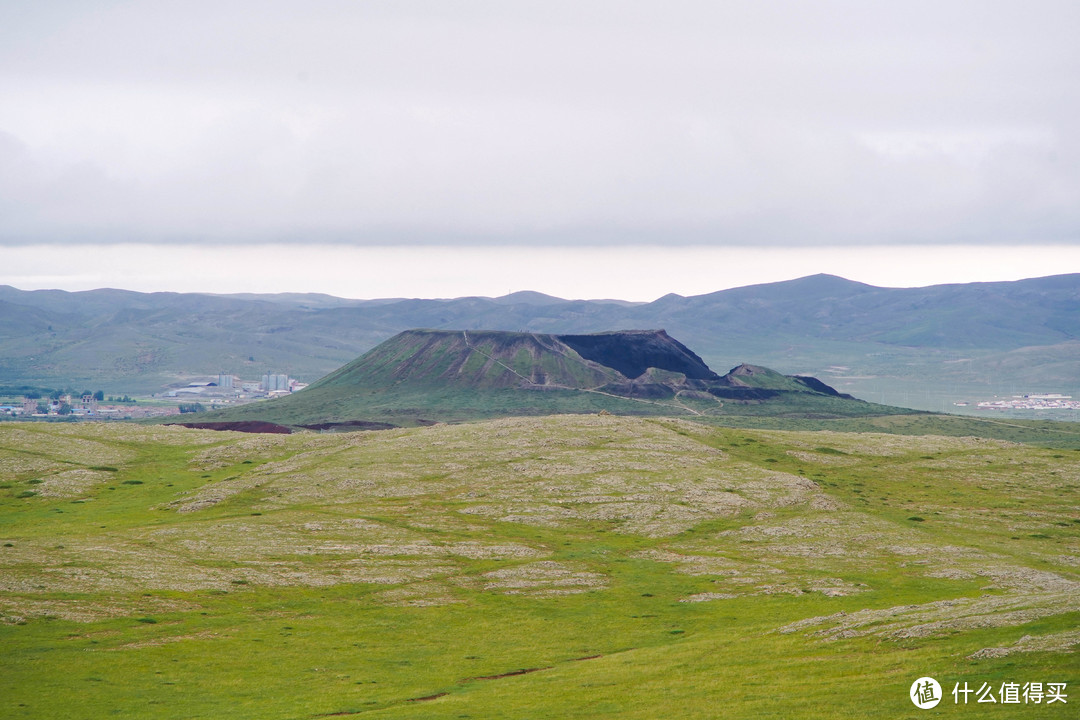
(1, 417, 1078, 718)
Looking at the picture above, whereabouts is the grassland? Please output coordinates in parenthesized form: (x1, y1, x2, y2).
(1, 417, 1078, 718)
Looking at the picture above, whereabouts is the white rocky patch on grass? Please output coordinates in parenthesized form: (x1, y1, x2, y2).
(37, 423, 222, 445)
(481, 560, 606, 596)
(33, 468, 114, 498)
(0, 595, 195, 624)
(635, 548, 780, 580)
(187, 434, 297, 470)
(680, 592, 738, 602)
(0, 452, 69, 478)
(104, 629, 225, 651)
(785, 450, 859, 466)
(969, 628, 1080, 659)
(377, 582, 463, 607)
(755, 430, 1015, 457)
(163, 473, 269, 512)
(778, 565, 1080, 641)
(455, 458, 828, 537)
(0, 527, 464, 595)
(0, 426, 133, 466)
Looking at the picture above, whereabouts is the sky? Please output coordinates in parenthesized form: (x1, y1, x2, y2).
(1, 1, 1078, 300)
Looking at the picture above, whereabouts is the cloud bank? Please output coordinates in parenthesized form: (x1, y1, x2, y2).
(1, 1, 1078, 247)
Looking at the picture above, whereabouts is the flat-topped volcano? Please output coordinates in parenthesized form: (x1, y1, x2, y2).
(310, 329, 718, 392)
(199, 329, 899, 430)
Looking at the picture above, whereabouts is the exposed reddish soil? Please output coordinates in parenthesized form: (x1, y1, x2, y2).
(460, 666, 552, 682)
(406, 692, 449, 702)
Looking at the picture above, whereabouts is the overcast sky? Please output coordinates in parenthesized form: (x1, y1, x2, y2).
(2, 1, 1078, 298)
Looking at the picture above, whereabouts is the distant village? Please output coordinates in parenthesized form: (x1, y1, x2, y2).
(0, 373, 307, 420)
(967, 393, 1080, 411)
(164, 373, 309, 400)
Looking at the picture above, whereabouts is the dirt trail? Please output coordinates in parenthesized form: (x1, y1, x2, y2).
(462, 330, 535, 384)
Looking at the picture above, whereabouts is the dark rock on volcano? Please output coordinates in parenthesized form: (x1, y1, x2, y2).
(555, 330, 718, 381)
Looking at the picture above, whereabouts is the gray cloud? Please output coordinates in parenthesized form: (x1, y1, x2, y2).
(1, 0, 1078, 246)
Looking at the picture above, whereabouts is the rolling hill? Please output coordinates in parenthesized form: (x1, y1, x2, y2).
(2, 416, 1077, 718)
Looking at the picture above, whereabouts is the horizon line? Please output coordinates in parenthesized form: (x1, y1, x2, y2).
(3, 270, 1078, 305)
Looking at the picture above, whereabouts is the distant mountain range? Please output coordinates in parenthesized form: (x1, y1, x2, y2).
(1, 274, 1078, 407)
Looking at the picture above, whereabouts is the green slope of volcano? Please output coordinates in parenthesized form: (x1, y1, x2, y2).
(199, 329, 907, 429)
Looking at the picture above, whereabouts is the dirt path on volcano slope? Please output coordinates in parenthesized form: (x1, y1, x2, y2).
(516, 332, 705, 415)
